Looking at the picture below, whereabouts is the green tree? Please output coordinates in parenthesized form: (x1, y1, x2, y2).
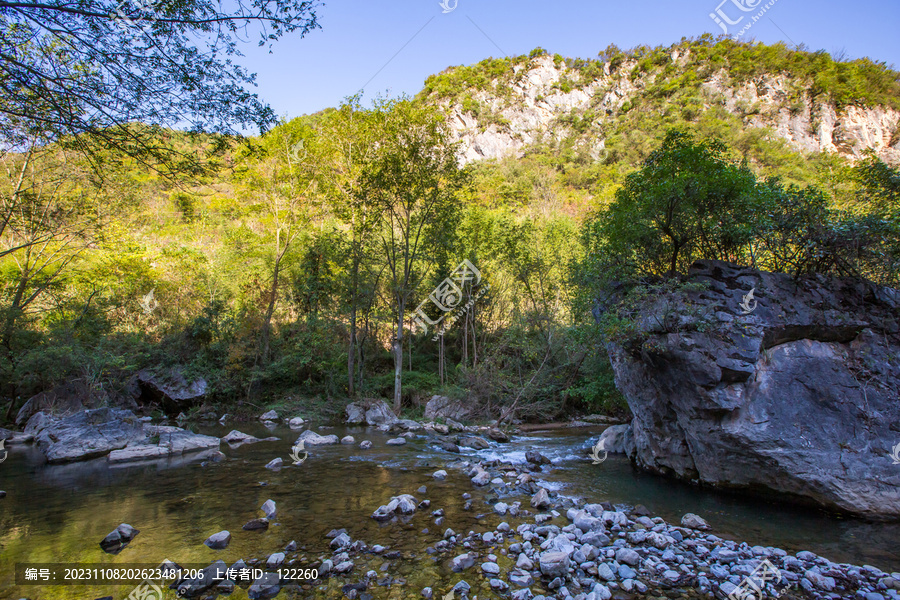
(357, 98, 467, 413)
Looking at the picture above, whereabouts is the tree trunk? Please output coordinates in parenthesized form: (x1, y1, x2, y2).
(392, 302, 404, 414)
(347, 254, 358, 396)
(260, 262, 280, 365)
(439, 334, 445, 386)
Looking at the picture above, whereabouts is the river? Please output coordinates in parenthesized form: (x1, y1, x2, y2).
(1, 422, 898, 599)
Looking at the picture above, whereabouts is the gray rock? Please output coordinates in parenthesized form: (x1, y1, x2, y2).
(434, 439, 460, 453)
(424, 395, 471, 421)
(222, 430, 259, 445)
(288, 417, 305, 428)
(596, 562, 616, 581)
(433, 469, 448, 480)
(615, 548, 641, 566)
(266, 552, 285, 568)
(176, 560, 225, 597)
(264, 457, 283, 471)
(482, 562, 500, 575)
(681, 513, 710, 530)
(608, 259, 900, 518)
(242, 518, 269, 531)
(386, 437, 406, 446)
(107, 445, 171, 463)
(345, 399, 398, 425)
(457, 435, 490, 450)
(471, 469, 491, 486)
(248, 572, 280, 599)
(421, 587, 433, 599)
(261, 499, 276, 518)
(525, 451, 551, 465)
(618, 564, 637, 579)
(531, 487, 551, 509)
(295, 430, 339, 446)
(451, 580, 470, 595)
(99, 523, 139, 554)
(359, 440, 373, 449)
(539, 551, 570, 578)
(333, 561, 354, 574)
(452, 553, 476, 572)
(259, 410, 278, 421)
(595, 424, 634, 455)
(35, 408, 146, 464)
(341, 435, 355, 444)
(203, 530, 231, 550)
(509, 569, 534, 587)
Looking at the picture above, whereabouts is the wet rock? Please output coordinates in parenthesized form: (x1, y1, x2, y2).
(359, 440, 373, 449)
(99, 523, 140, 554)
(451, 580, 471, 595)
(331, 532, 352, 549)
(487, 429, 510, 442)
(525, 451, 551, 465)
(372, 494, 418, 520)
(333, 561, 354, 574)
(259, 410, 278, 421)
(615, 548, 641, 566)
(295, 430, 339, 446)
(203, 530, 231, 550)
(470, 468, 491, 486)
(595, 424, 634, 455)
(681, 513, 710, 530)
(509, 569, 534, 587)
(531, 487, 551, 509)
(261, 499, 276, 519)
(432, 469, 448, 480)
(341, 435, 355, 444)
(242, 518, 269, 531)
(482, 562, 501, 575)
(433, 439, 460, 453)
(288, 417, 305, 428)
(175, 560, 225, 597)
(457, 435, 490, 450)
(222, 430, 260, 445)
(248, 572, 280, 599)
(452, 552, 476, 572)
(421, 587, 433, 599)
(264, 457, 283, 471)
(284, 540, 297, 552)
(386, 437, 406, 446)
(0, 491, 5, 498)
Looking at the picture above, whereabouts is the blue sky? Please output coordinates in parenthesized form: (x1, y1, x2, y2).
(237, 0, 900, 120)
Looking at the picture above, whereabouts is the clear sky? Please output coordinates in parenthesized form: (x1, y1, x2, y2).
(236, 0, 900, 120)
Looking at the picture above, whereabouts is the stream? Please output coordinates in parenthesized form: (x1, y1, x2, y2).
(1, 422, 898, 599)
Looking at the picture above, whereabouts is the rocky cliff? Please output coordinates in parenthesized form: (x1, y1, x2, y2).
(604, 260, 900, 518)
(422, 50, 900, 166)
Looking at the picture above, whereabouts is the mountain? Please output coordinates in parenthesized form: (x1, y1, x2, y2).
(416, 37, 900, 167)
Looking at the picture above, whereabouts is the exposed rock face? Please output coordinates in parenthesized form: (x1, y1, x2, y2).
(134, 369, 207, 415)
(424, 395, 471, 421)
(345, 399, 398, 425)
(607, 260, 900, 518)
(295, 430, 339, 446)
(15, 380, 136, 427)
(434, 54, 900, 166)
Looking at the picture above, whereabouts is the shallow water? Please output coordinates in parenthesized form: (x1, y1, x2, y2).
(0, 422, 897, 599)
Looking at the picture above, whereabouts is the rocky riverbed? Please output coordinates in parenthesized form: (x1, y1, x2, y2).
(155, 450, 900, 600)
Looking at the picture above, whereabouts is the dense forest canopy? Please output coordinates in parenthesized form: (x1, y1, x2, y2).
(1, 35, 898, 424)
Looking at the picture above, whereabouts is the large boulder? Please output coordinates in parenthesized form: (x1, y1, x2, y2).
(595, 424, 634, 454)
(606, 260, 900, 518)
(345, 399, 398, 425)
(34, 408, 145, 463)
(295, 430, 339, 446)
(424, 395, 471, 421)
(133, 368, 207, 415)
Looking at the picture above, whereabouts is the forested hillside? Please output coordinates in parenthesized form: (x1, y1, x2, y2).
(2, 37, 898, 424)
